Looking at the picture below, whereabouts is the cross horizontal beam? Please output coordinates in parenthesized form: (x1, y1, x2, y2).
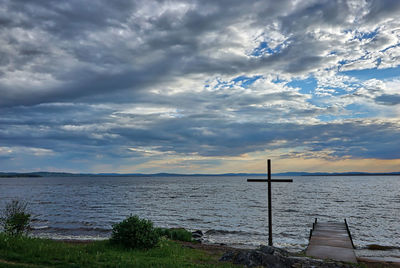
(247, 179, 293, 182)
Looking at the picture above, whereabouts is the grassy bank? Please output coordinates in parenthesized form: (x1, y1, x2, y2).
(0, 234, 236, 267)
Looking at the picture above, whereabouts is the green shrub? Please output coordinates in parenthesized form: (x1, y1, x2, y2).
(156, 228, 193, 242)
(0, 200, 31, 236)
(110, 215, 160, 249)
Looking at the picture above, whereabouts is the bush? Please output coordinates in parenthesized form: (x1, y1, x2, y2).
(156, 228, 193, 242)
(110, 215, 160, 249)
(0, 200, 31, 236)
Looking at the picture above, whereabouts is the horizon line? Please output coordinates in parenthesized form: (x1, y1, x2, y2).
(1, 171, 400, 177)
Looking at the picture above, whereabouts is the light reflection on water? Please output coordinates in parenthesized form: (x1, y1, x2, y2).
(0, 175, 399, 258)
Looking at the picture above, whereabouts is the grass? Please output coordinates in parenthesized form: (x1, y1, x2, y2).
(0, 233, 237, 267)
(156, 228, 194, 242)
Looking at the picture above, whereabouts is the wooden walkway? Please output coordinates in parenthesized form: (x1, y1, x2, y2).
(306, 220, 357, 263)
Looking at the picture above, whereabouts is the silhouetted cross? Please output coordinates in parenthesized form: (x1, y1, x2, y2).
(248, 159, 292, 246)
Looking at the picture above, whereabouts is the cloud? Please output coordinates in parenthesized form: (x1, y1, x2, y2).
(2, 97, 400, 161)
(1, 0, 400, 172)
(1, 0, 398, 107)
(363, 0, 400, 24)
(375, 94, 400, 105)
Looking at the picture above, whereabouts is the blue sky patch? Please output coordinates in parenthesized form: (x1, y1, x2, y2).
(251, 41, 284, 57)
(344, 103, 376, 118)
(232, 75, 262, 87)
(326, 87, 350, 96)
(354, 30, 378, 41)
(286, 77, 318, 94)
(317, 114, 339, 122)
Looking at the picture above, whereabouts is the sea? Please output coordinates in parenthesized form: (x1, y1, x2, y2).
(0, 175, 399, 259)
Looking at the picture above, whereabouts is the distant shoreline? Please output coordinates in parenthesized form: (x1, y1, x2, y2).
(1, 171, 400, 178)
(0, 174, 42, 178)
(303, 173, 400, 176)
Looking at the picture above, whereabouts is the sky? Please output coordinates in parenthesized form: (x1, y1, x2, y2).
(1, 0, 400, 174)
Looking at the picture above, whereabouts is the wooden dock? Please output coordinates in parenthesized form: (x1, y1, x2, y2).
(306, 219, 357, 263)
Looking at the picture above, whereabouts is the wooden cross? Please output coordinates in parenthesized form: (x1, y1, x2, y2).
(248, 159, 293, 246)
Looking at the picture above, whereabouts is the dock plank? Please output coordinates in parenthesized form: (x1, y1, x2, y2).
(306, 222, 357, 263)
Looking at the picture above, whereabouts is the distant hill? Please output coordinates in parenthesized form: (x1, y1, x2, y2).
(1, 171, 400, 178)
(0, 173, 42, 178)
(300, 172, 400, 176)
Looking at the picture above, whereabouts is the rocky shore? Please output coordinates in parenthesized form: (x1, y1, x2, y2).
(219, 245, 357, 268)
(57, 230, 400, 268)
(219, 245, 400, 268)
(185, 230, 400, 268)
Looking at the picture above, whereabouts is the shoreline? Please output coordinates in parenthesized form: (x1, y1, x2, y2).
(4, 233, 400, 267)
(56, 237, 400, 267)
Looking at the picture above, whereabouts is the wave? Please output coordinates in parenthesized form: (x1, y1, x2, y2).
(32, 233, 108, 241)
(282, 209, 298, 213)
(30, 225, 50, 230)
(32, 226, 111, 234)
(205, 229, 260, 236)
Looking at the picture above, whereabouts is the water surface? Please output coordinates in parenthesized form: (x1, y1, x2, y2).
(0, 175, 399, 258)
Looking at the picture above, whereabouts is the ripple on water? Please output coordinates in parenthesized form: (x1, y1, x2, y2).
(1, 175, 399, 259)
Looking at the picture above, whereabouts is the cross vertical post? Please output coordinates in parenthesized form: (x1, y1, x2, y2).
(267, 159, 272, 246)
(247, 159, 293, 246)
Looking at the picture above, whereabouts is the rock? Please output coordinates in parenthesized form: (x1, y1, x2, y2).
(258, 245, 275, 255)
(220, 248, 289, 268)
(192, 230, 203, 238)
(219, 251, 236, 262)
(191, 230, 203, 243)
(291, 263, 302, 268)
(219, 245, 359, 268)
